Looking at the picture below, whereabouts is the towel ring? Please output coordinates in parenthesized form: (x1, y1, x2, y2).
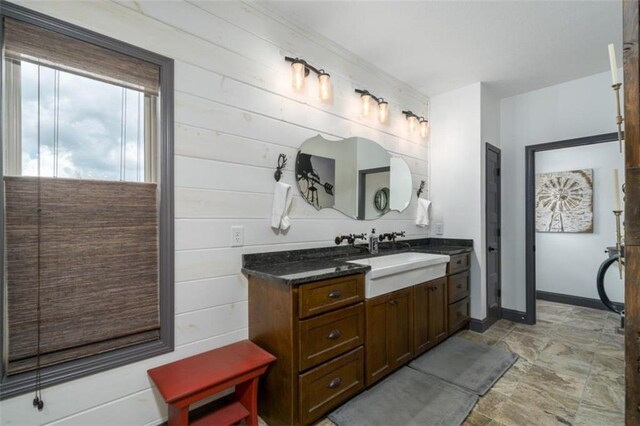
(274, 153, 287, 182)
(417, 180, 425, 198)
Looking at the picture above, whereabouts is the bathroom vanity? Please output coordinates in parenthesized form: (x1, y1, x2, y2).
(242, 239, 472, 426)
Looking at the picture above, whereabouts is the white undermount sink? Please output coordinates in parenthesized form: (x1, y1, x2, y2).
(346, 252, 450, 298)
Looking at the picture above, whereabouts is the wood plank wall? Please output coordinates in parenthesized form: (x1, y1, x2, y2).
(0, 1, 430, 423)
(624, 1, 640, 423)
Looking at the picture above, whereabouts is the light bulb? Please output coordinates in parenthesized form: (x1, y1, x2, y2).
(420, 119, 429, 138)
(318, 72, 331, 100)
(291, 61, 306, 92)
(378, 101, 388, 123)
(408, 115, 418, 133)
(362, 94, 372, 117)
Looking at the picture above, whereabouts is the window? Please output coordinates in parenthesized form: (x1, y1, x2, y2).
(9, 61, 154, 181)
(0, 4, 174, 401)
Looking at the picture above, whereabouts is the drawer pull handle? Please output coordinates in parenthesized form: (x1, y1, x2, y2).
(456, 260, 462, 265)
(457, 284, 462, 289)
(388, 299, 397, 305)
(327, 329, 342, 340)
(328, 290, 342, 299)
(328, 377, 342, 389)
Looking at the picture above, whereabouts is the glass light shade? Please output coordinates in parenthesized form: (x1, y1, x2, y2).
(361, 94, 372, 117)
(291, 61, 306, 91)
(420, 119, 429, 138)
(378, 101, 389, 123)
(407, 115, 418, 133)
(318, 73, 331, 100)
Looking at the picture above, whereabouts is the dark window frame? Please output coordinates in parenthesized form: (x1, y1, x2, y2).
(0, 1, 175, 400)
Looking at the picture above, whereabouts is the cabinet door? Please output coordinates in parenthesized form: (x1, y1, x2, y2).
(429, 278, 448, 344)
(413, 282, 433, 356)
(365, 294, 391, 386)
(388, 288, 414, 367)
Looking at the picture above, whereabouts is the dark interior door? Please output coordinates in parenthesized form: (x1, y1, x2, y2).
(486, 144, 502, 325)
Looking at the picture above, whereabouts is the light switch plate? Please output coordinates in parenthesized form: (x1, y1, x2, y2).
(434, 223, 444, 236)
(231, 226, 244, 247)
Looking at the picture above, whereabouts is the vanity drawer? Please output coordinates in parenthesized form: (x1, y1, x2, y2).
(298, 274, 365, 319)
(448, 296, 470, 334)
(299, 347, 364, 425)
(448, 270, 470, 303)
(448, 252, 470, 274)
(299, 303, 364, 371)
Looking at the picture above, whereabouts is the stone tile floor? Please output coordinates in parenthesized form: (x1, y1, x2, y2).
(262, 300, 624, 426)
(461, 300, 624, 426)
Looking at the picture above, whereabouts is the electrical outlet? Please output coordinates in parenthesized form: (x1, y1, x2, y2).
(435, 223, 444, 236)
(231, 226, 244, 247)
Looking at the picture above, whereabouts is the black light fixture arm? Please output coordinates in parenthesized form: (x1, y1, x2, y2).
(355, 88, 386, 104)
(402, 110, 423, 120)
(284, 56, 329, 77)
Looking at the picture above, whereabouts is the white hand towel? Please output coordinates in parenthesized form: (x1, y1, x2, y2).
(271, 181, 292, 231)
(415, 198, 431, 227)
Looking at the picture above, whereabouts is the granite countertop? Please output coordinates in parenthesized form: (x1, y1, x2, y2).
(241, 238, 473, 286)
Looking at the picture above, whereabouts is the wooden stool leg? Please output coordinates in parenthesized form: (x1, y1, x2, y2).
(168, 404, 189, 426)
(236, 377, 259, 426)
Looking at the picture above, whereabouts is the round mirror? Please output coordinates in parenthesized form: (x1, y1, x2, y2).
(374, 187, 390, 212)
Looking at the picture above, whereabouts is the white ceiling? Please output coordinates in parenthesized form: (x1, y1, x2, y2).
(261, 0, 622, 98)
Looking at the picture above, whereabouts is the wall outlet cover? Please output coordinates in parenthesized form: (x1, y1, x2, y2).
(435, 223, 444, 236)
(231, 226, 244, 247)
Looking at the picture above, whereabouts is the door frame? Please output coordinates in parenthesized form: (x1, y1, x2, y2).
(485, 143, 502, 327)
(524, 132, 619, 325)
(357, 166, 390, 220)
(623, 1, 640, 420)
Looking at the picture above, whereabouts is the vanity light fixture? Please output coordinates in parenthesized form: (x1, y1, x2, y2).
(378, 100, 389, 123)
(355, 89, 389, 123)
(285, 56, 331, 100)
(402, 110, 428, 138)
(419, 118, 429, 138)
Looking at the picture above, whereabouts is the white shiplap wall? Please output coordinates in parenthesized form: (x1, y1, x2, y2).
(0, 1, 430, 424)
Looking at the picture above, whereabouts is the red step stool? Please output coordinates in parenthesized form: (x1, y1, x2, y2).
(148, 340, 276, 426)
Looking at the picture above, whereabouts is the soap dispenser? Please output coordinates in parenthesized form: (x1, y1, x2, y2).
(369, 228, 379, 254)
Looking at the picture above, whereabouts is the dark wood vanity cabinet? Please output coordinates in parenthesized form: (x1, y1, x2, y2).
(364, 288, 414, 386)
(413, 277, 447, 357)
(249, 274, 366, 426)
(248, 249, 473, 425)
(446, 253, 471, 335)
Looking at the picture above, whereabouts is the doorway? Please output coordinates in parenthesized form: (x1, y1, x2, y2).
(524, 132, 620, 324)
(357, 167, 390, 220)
(485, 143, 502, 326)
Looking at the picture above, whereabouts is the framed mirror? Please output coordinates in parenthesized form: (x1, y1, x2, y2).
(295, 135, 412, 220)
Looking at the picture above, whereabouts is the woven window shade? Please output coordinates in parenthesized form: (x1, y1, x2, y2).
(3, 18, 160, 95)
(4, 176, 159, 374)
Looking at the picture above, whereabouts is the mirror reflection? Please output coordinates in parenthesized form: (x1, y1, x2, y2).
(295, 135, 412, 220)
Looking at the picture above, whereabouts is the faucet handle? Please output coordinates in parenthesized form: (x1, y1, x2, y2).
(352, 233, 366, 241)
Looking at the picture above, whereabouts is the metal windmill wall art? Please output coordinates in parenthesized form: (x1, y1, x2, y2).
(535, 169, 593, 233)
(295, 153, 335, 209)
